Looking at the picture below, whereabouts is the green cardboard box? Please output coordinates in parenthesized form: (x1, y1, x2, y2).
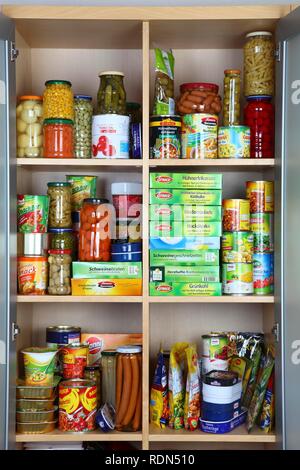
(149, 282, 222, 296)
(72, 262, 142, 279)
(149, 173, 222, 189)
(149, 221, 222, 237)
(150, 265, 220, 282)
(149, 189, 222, 205)
(150, 249, 219, 266)
(149, 205, 222, 222)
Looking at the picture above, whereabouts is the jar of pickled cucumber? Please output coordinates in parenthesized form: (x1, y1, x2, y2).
(48, 228, 76, 257)
(16, 96, 43, 158)
(48, 249, 72, 295)
(47, 182, 72, 229)
(97, 71, 126, 115)
(74, 95, 93, 158)
(43, 80, 74, 120)
(223, 70, 241, 126)
(244, 32, 275, 97)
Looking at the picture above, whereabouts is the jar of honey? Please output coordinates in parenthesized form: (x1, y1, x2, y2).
(79, 198, 111, 261)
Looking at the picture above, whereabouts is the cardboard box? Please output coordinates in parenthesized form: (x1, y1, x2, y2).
(149, 221, 222, 237)
(81, 333, 143, 365)
(150, 249, 219, 266)
(149, 189, 222, 205)
(150, 237, 221, 250)
(72, 262, 142, 279)
(150, 173, 222, 189)
(149, 204, 222, 222)
(150, 265, 220, 283)
(149, 282, 222, 296)
(71, 278, 142, 296)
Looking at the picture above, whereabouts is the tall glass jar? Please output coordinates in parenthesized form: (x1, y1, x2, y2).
(43, 119, 74, 158)
(43, 80, 74, 120)
(84, 365, 101, 407)
(74, 95, 93, 158)
(79, 198, 111, 261)
(48, 228, 76, 258)
(48, 249, 72, 295)
(223, 70, 241, 126)
(101, 350, 117, 407)
(17, 96, 43, 158)
(47, 182, 72, 228)
(244, 96, 274, 158)
(244, 32, 274, 97)
(97, 71, 126, 115)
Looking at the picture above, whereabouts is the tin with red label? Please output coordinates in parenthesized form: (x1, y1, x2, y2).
(150, 115, 181, 159)
(222, 199, 250, 232)
(246, 180, 274, 213)
(61, 343, 88, 379)
(59, 379, 97, 432)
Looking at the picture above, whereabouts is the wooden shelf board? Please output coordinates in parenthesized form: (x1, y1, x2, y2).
(16, 430, 142, 443)
(17, 158, 143, 170)
(148, 159, 275, 168)
(149, 296, 274, 304)
(17, 295, 143, 303)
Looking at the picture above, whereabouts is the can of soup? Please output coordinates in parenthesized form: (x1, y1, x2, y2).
(17, 195, 49, 233)
(92, 114, 129, 159)
(222, 199, 250, 232)
(218, 126, 250, 158)
(61, 343, 88, 379)
(222, 263, 253, 295)
(222, 231, 254, 263)
(181, 113, 218, 159)
(202, 334, 229, 375)
(59, 379, 97, 432)
(246, 181, 274, 213)
(250, 213, 274, 253)
(253, 253, 274, 295)
(150, 115, 181, 159)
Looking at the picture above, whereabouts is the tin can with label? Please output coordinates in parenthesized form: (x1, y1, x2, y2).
(222, 231, 254, 263)
(181, 113, 218, 159)
(150, 115, 181, 159)
(17, 256, 48, 295)
(246, 180, 274, 213)
(253, 253, 274, 295)
(61, 343, 88, 379)
(250, 213, 274, 253)
(59, 379, 97, 432)
(92, 114, 129, 159)
(46, 326, 81, 347)
(222, 199, 250, 232)
(218, 126, 250, 158)
(202, 334, 229, 375)
(222, 263, 253, 295)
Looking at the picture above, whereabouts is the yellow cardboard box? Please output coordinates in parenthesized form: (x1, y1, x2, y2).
(71, 278, 142, 296)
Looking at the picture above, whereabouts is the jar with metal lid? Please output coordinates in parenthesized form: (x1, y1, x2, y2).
(48, 249, 72, 295)
(177, 82, 222, 115)
(48, 228, 76, 257)
(244, 31, 274, 97)
(97, 71, 126, 115)
(16, 96, 43, 158)
(223, 70, 241, 126)
(47, 182, 72, 228)
(101, 350, 117, 407)
(116, 345, 142, 432)
(244, 96, 274, 158)
(84, 365, 101, 407)
(43, 119, 74, 158)
(43, 80, 74, 120)
(74, 95, 93, 158)
(79, 198, 111, 261)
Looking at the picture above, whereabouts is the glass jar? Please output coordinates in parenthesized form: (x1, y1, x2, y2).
(116, 346, 142, 432)
(244, 96, 274, 158)
(177, 82, 222, 115)
(223, 70, 241, 126)
(48, 228, 76, 257)
(84, 365, 101, 407)
(101, 350, 117, 407)
(47, 182, 72, 228)
(43, 80, 74, 120)
(48, 249, 72, 295)
(74, 95, 93, 158)
(244, 31, 274, 97)
(97, 71, 126, 115)
(79, 198, 111, 261)
(43, 119, 73, 158)
(16, 96, 43, 158)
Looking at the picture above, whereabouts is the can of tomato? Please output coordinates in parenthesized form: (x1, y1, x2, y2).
(202, 334, 228, 375)
(246, 181, 274, 213)
(253, 253, 274, 295)
(150, 115, 181, 159)
(222, 231, 254, 263)
(222, 199, 250, 232)
(59, 379, 97, 432)
(222, 263, 253, 295)
(17, 195, 49, 233)
(61, 343, 88, 379)
(250, 213, 274, 253)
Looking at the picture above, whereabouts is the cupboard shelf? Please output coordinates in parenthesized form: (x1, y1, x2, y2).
(17, 295, 143, 303)
(16, 158, 143, 169)
(149, 296, 274, 304)
(148, 159, 275, 168)
(16, 430, 142, 443)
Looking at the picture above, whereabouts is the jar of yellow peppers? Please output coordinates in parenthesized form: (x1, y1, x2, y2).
(43, 80, 74, 120)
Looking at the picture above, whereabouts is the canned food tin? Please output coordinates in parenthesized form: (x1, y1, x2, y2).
(19, 233, 49, 256)
(202, 334, 229, 375)
(17, 256, 48, 295)
(253, 253, 274, 295)
(222, 199, 250, 232)
(17, 195, 49, 233)
(222, 231, 254, 263)
(250, 213, 274, 253)
(46, 326, 81, 346)
(61, 343, 88, 379)
(218, 126, 250, 158)
(181, 113, 218, 159)
(150, 115, 181, 159)
(222, 263, 253, 295)
(92, 114, 129, 159)
(59, 379, 97, 432)
(246, 180, 274, 213)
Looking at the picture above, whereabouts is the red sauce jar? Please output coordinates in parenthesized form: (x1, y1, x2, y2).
(244, 96, 274, 159)
(43, 118, 74, 158)
(111, 182, 142, 219)
(79, 198, 111, 261)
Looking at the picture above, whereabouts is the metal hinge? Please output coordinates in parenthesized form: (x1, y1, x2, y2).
(12, 322, 20, 342)
(10, 42, 19, 62)
(275, 42, 281, 62)
(272, 322, 280, 343)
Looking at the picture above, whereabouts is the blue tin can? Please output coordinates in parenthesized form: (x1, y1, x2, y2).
(253, 252, 274, 295)
(96, 403, 115, 432)
(201, 400, 240, 422)
(46, 325, 81, 347)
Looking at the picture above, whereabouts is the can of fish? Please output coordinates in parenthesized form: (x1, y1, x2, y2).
(218, 126, 250, 158)
(253, 253, 274, 295)
(222, 231, 254, 263)
(250, 213, 274, 253)
(59, 379, 97, 432)
(61, 343, 89, 379)
(181, 113, 218, 159)
(222, 263, 253, 295)
(222, 199, 250, 232)
(246, 180, 274, 213)
(46, 326, 81, 347)
(202, 334, 229, 375)
(150, 115, 181, 159)
(92, 114, 129, 159)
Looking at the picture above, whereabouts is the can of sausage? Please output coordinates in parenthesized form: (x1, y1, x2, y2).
(222, 231, 254, 263)
(181, 113, 218, 159)
(250, 213, 274, 253)
(222, 263, 253, 295)
(59, 379, 97, 432)
(202, 334, 229, 375)
(246, 181, 274, 213)
(253, 253, 274, 295)
(218, 126, 250, 158)
(61, 343, 88, 379)
(222, 199, 250, 232)
(150, 115, 181, 159)
(92, 114, 129, 159)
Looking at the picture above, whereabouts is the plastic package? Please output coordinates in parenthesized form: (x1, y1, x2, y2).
(153, 48, 175, 115)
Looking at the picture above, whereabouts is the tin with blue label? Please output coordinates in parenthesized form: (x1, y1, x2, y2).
(46, 325, 81, 347)
(253, 253, 274, 295)
(218, 126, 250, 159)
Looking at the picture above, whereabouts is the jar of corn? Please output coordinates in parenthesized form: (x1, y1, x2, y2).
(43, 80, 74, 120)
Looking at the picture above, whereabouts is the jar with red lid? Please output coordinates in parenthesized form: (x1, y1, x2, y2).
(79, 198, 111, 261)
(48, 249, 72, 295)
(177, 82, 222, 115)
(111, 182, 142, 219)
(244, 96, 274, 159)
(43, 118, 74, 158)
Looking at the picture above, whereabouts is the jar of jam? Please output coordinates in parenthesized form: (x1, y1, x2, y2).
(223, 70, 241, 126)
(43, 119, 74, 158)
(244, 96, 274, 159)
(79, 198, 111, 261)
(177, 82, 222, 115)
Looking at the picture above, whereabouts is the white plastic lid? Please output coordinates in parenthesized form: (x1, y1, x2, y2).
(117, 345, 142, 354)
(111, 182, 142, 195)
(246, 31, 272, 38)
(99, 71, 124, 77)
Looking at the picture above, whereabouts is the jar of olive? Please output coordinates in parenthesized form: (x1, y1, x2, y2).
(48, 249, 72, 295)
(48, 228, 76, 258)
(47, 182, 72, 229)
(223, 69, 241, 126)
(97, 71, 126, 115)
(74, 95, 93, 158)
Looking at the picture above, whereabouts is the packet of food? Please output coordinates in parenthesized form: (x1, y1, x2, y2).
(153, 48, 175, 115)
(229, 355, 247, 381)
(168, 342, 189, 430)
(150, 349, 169, 428)
(184, 344, 201, 431)
(259, 371, 275, 433)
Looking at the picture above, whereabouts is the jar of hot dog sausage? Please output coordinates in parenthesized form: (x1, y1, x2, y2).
(116, 346, 142, 432)
(177, 82, 222, 116)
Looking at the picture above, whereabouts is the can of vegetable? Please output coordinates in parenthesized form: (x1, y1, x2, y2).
(222, 231, 254, 263)
(66, 175, 97, 211)
(222, 199, 250, 232)
(59, 379, 97, 432)
(17, 256, 48, 295)
(253, 253, 274, 295)
(181, 113, 218, 159)
(202, 334, 229, 375)
(61, 343, 88, 379)
(92, 114, 129, 159)
(218, 126, 250, 158)
(250, 213, 274, 253)
(150, 115, 181, 159)
(222, 263, 253, 295)
(17, 195, 49, 233)
(246, 180, 274, 213)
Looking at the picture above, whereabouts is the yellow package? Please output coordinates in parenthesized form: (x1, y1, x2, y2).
(184, 344, 200, 431)
(150, 349, 169, 428)
(168, 342, 189, 430)
(71, 278, 142, 296)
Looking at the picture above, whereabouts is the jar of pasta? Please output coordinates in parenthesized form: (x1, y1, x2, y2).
(97, 72, 126, 115)
(244, 96, 274, 158)
(43, 119, 74, 158)
(223, 70, 241, 126)
(74, 95, 93, 158)
(16, 96, 43, 158)
(48, 249, 72, 295)
(79, 198, 111, 261)
(244, 32, 275, 97)
(47, 182, 72, 228)
(43, 80, 74, 120)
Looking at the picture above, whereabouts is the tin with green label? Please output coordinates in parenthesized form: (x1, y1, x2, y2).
(222, 231, 254, 263)
(250, 213, 274, 253)
(222, 263, 253, 295)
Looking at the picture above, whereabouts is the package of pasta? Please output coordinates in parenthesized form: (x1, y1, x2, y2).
(150, 349, 169, 428)
(168, 342, 189, 430)
(259, 371, 275, 433)
(184, 344, 201, 431)
(153, 48, 175, 115)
